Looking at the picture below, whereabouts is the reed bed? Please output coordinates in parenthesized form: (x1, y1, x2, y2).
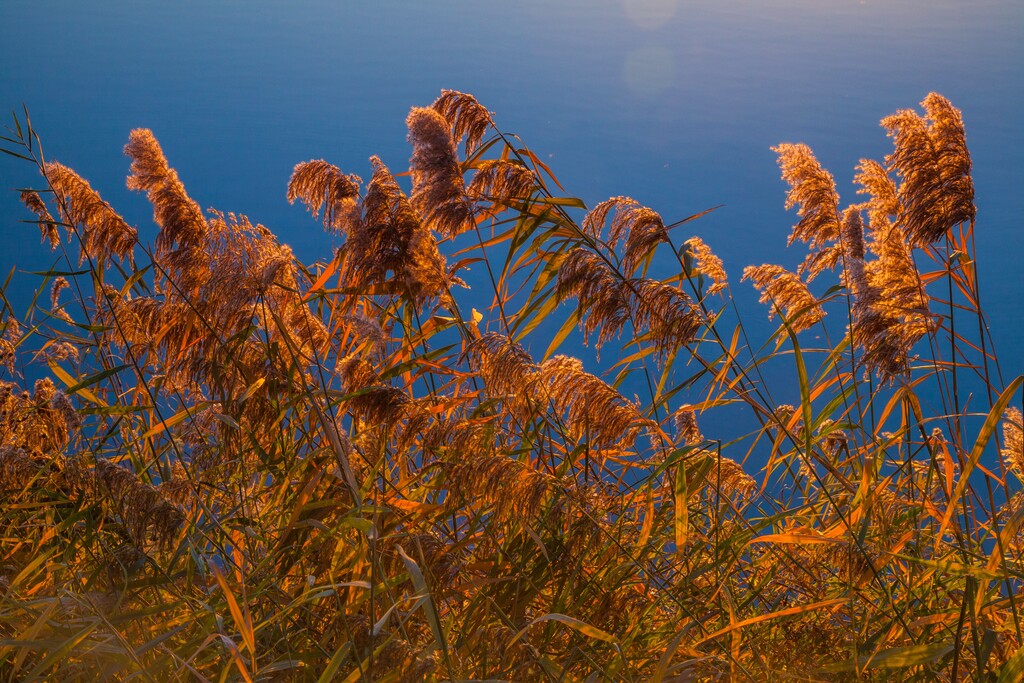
(0, 91, 1021, 681)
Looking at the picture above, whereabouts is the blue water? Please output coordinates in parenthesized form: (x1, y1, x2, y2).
(2, 0, 1022, 391)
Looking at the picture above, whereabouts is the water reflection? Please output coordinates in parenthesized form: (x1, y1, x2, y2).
(623, 44, 675, 96)
(623, 0, 679, 29)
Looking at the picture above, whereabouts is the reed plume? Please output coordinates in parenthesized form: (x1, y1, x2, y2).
(773, 143, 841, 248)
(840, 205, 868, 298)
(407, 106, 471, 238)
(0, 378, 78, 456)
(882, 93, 975, 246)
(431, 90, 492, 155)
(538, 355, 650, 448)
(710, 456, 756, 501)
(89, 459, 184, 547)
(0, 445, 40, 491)
(846, 156, 937, 379)
(286, 159, 361, 231)
(673, 404, 703, 446)
(582, 197, 669, 275)
(0, 319, 20, 373)
(20, 190, 59, 249)
(48, 276, 73, 323)
(629, 278, 702, 357)
(335, 312, 386, 357)
(1002, 407, 1024, 480)
(44, 162, 137, 265)
(556, 247, 631, 349)
(851, 217, 933, 381)
(466, 159, 535, 206)
(465, 332, 538, 403)
(345, 156, 448, 306)
(448, 452, 552, 523)
(685, 237, 727, 295)
(125, 128, 206, 254)
(854, 158, 899, 229)
(772, 143, 846, 281)
(557, 247, 700, 355)
(742, 264, 824, 332)
(671, 405, 753, 503)
(337, 353, 410, 424)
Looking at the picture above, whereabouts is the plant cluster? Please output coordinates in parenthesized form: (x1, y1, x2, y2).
(0, 91, 1021, 681)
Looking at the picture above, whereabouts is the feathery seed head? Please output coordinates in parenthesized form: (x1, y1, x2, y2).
(407, 107, 471, 238)
(1002, 407, 1024, 480)
(20, 190, 60, 249)
(772, 143, 841, 249)
(742, 264, 824, 333)
(467, 159, 535, 208)
(539, 355, 652, 448)
(125, 128, 206, 255)
(673, 405, 703, 447)
(882, 94, 975, 246)
(685, 237, 728, 296)
(431, 90, 493, 155)
(45, 162, 138, 265)
(286, 159, 361, 232)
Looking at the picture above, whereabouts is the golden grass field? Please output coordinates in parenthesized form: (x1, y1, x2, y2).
(0, 91, 1022, 681)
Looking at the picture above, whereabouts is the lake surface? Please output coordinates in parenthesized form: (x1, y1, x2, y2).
(2, 0, 1022, 398)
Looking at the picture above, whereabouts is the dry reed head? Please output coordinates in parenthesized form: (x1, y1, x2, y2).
(20, 190, 59, 249)
(685, 237, 727, 295)
(286, 159, 361, 231)
(431, 90, 492, 155)
(346, 156, 448, 306)
(557, 247, 700, 356)
(772, 143, 841, 250)
(91, 459, 184, 547)
(556, 247, 631, 350)
(882, 93, 975, 246)
(50, 277, 69, 310)
(709, 456, 756, 502)
(466, 159, 535, 207)
(1002, 407, 1024, 480)
(538, 355, 651, 448)
(336, 312, 386, 357)
(49, 277, 73, 323)
(673, 404, 703, 446)
(125, 128, 206, 254)
(45, 162, 137, 265)
(815, 419, 848, 458)
(629, 279, 702, 357)
(465, 332, 538, 406)
(847, 156, 936, 381)
(840, 205, 868, 298)
(0, 444, 40, 491)
(41, 341, 79, 364)
(742, 264, 824, 333)
(854, 159, 899, 231)
(848, 218, 934, 381)
(0, 378, 78, 456)
(48, 389, 81, 433)
(447, 452, 551, 523)
(337, 353, 410, 424)
(407, 106, 471, 238)
(870, 221, 930, 319)
(582, 197, 669, 275)
(0, 319, 20, 373)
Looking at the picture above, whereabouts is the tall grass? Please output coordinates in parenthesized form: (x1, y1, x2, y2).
(0, 91, 1021, 681)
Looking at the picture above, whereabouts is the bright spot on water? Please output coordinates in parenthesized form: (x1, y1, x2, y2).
(623, 0, 679, 30)
(623, 44, 674, 96)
